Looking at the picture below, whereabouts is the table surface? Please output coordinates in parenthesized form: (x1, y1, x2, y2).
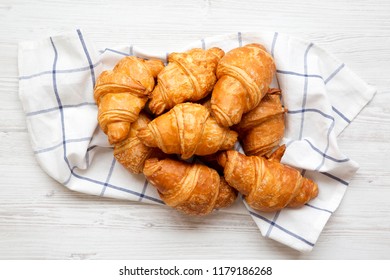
(1, 0, 389, 260)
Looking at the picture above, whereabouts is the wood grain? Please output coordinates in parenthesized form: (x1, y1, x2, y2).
(1, 0, 390, 259)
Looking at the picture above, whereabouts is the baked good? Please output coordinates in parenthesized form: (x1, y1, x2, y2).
(137, 102, 238, 159)
(148, 47, 225, 115)
(113, 112, 165, 174)
(94, 56, 164, 144)
(234, 88, 286, 157)
(143, 157, 237, 216)
(217, 146, 319, 212)
(210, 43, 276, 127)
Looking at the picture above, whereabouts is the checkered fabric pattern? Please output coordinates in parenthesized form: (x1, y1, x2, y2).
(18, 30, 376, 252)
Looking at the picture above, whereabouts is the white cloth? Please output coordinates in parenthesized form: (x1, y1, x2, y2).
(18, 30, 376, 252)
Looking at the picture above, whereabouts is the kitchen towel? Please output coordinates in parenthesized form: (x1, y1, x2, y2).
(18, 29, 376, 252)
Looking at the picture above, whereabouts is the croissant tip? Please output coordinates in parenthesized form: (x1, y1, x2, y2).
(108, 134, 125, 145)
(210, 104, 234, 127)
(143, 157, 161, 176)
(208, 47, 225, 60)
(214, 177, 238, 209)
(107, 123, 130, 145)
(144, 59, 165, 78)
(137, 127, 158, 147)
(267, 145, 287, 162)
(216, 152, 228, 168)
(148, 87, 167, 115)
(267, 88, 282, 95)
(312, 182, 319, 199)
(221, 130, 238, 150)
(144, 157, 160, 165)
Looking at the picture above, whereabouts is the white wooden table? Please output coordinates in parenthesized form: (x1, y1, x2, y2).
(1, 0, 389, 259)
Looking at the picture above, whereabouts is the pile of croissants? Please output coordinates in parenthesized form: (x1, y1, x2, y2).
(93, 43, 319, 216)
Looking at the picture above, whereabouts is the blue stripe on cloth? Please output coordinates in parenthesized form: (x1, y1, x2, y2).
(66, 166, 164, 204)
(49, 36, 72, 174)
(248, 210, 315, 247)
(271, 32, 278, 57)
(303, 139, 350, 163)
(276, 69, 323, 80)
(85, 145, 98, 168)
(87, 145, 98, 152)
(234, 141, 240, 151)
(275, 161, 348, 187)
(33, 137, 92, 154)
(277, 63, 345, 86)
(50, 32, 97, 189)
(106, 182, 164, 204)
(298, 43, 314, 140)
(315, 116, 336, 170)
(265, 210, 280, 237)
(138, 179, 149, 202)
(324, 63, 345, 84)
(100, 157, 117, 196)
(237, 32, 242, 47)
(49, 30, 115, 197)
(129, 45, 134, 56)
(271, 32, 282, 89)
(287, 108, 335, 121)
(62, 172, 73, 186)
(332, 106, 351, 123)
(165, 52, 169, 63)
(321, 172, 349, 186)
(19, 61, 101, 80)
(288, 108, 339, 170)
(33, 142, 61, 154)
(305, 203, 333, 214)
(99, 48, 129, 56)
(77, 29, 96, 87)
(201, 38, 206, 50)
(26, 102, 96, 117)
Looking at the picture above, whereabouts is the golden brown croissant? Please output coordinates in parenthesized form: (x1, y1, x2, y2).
(113, 56, 165, 93)
(94, 56, 164, 144)
(234, 88, 287, 157)
(143, 157, 237, 216)
(137, 102, 238, 159)
(210, 43, 276, 127)
(148, 47, 225, 115)
(113, 112, 165, 174)
(217, 146, 319, 212)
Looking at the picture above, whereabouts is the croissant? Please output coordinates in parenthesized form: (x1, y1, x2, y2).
(143, 157, 237, 216)
(234, 88, 287, 157)
(217, 146, 319, 212)
(210, 43, 276, 127)
(94, 56, 164, 144)
(137, 103, 238, 159)
(148, 47, 225, 115)
(113, 112, 165, 174)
